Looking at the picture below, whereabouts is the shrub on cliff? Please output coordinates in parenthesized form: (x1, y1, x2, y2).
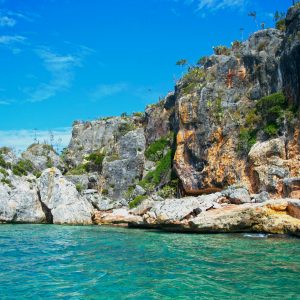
(85, 151, 105, 172)
(139, 150, 172, 191)
(145, 137, 169, 162)
(12, 160, 34, 176)
(129, 195, 147, 209)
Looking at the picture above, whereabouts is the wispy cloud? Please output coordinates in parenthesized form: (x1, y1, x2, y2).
(0, 127, 72, 153)
(90, 83, 129, 101)
(176, 0, 248, 15)
(0, 16, 16, 27)
(26, 48, 82, 102)
(0, 35, 26, 45)
(196, 0, 247, 11)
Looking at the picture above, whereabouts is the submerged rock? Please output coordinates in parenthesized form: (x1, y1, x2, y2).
(38, 168, 93, 225)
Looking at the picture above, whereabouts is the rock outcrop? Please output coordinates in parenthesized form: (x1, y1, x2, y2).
(281, 5, 300, 108)
(22, 144, 65, 172)
(1, 4, 300, 231)
(38, 168, 93, 225)
(0, 172, 45, 223)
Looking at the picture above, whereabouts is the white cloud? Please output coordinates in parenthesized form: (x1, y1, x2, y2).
(0, 35, 26, 45)
(196, 0, 246, 11)
(0, 16, 16, 27)
(27, 48, 82, 102)
(177, 0, 248, 14)
(91, 83, 128, 101)
(0, 128, 72, 153)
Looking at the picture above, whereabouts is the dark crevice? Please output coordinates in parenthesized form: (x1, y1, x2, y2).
(37, 190, 53, 224)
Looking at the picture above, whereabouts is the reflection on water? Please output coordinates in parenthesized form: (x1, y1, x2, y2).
(0, 225, 299, 299)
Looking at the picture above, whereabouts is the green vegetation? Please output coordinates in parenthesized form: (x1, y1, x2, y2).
(133, 112, 144, 118)
(207, 98, 224, 123)
(145, 136, 169, 162)
(274, 11, 286, 31)
(237, 92, 297, 155)
(182, 67, 205, 94)
(1, 178, 12, 187)
(46, 157, 53, 168)
(12, 160, 34, 177)
(118, 122, 136, 135)
(0, 168, 9, 177)
(85, 151, 105, 172)
(124, 186, 135, 199)
(157, 179, 178, 199)
(0, 154, 9, 169)
(106, 153, 120, 162)
(213, 45, 231, 56)
(0, 147, 10, 155)
(139, 150, 172, 191)
(129, 195, 147, 209)
(231, 41, 242, 50)
(196, 56, 208, 66)
(176, 59, 188, 67)
(256, 92, 291, 137)
(75, 183, 84, 193)
(66, 164, 88, 175)
(102, 189, 109, 196)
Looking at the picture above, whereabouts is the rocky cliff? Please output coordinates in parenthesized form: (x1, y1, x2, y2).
(0, 4, 300, 234)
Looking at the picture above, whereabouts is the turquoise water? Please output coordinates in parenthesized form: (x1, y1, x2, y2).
(0, 225, 299, 299)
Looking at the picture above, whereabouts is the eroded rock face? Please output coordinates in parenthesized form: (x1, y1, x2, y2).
(248, 138, 289, 195)
(38, 168, 93, 225)
(93, 208, 143, 225)
(281, 6, 300, 108)
(173, 29, 284, 195)
(0, 173, 45, 223)
(283, 178, 300, 198)
(145, 92, 176, 144)
(65, 117, 143, 167)
(100, 129, 146, 200)
(22, 144, 65, 172)
(189, 199, 300, 236)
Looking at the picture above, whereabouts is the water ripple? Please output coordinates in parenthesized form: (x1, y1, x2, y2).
(0, 225, 299, 299)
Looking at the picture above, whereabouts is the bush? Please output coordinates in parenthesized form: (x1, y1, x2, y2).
(1, 178, 12, 187)
(263, 123, 279, 137)
(157, 179, 178, 199)
(76, 183, 84, 193)
(118, 122, 136, 135)
(145, 137, 169, 161)
(237, 128, 257, 155)
(276, 19, 286, 31)
(66, 164, 88, 175)
(0, 154, 8, 169)
(12, 160, 34, 176)
(182, 67, 205, 94)
(213, 45, 231, 56)
(129, 195, 147, 209)
(86, 151, 105, 172)
(140, 150, 172, 189)
(0, 168, 9, 177)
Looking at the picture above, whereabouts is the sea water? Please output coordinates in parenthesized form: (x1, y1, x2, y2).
(0, 225, 299, 299)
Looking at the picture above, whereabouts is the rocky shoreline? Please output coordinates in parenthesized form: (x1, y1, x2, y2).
(1, 5, 300, 237)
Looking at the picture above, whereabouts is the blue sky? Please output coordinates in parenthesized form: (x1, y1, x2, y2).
(0, 0, 291, 151)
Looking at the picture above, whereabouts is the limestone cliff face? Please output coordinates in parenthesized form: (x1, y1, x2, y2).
(62, 5, 300, 201)
(171, 8, 300, 197)
(281, 6, 300, 108)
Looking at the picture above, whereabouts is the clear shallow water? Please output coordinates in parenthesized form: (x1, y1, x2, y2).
(0, 225, 299, 300)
